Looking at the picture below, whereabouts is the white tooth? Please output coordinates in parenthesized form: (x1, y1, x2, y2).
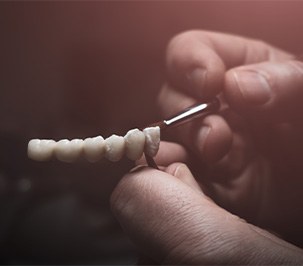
(83, 136, 105, 162)
(54, 139, 71, 162)
(104, 134, 125, 162)
(70, 138, 84, 157)
(143, 126, 160, 157)
(28, 139, 56, 161)
(55, 139, 83, 163)
(124, 128, 145, 160)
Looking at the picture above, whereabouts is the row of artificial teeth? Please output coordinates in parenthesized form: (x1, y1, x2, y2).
(27, 127, 160, 163)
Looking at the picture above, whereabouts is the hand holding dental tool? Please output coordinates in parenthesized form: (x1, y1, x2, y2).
(27, 97, 220, 167)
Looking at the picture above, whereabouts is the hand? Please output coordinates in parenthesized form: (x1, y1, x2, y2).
(111, 163, 303, 264)
(111, 31, 303, 264)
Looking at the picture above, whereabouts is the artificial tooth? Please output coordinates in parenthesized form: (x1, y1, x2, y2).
(27, 139, 56, 161)
(83, 136, 105, 162)
(143, 126, 160, 157)
(124, 128, 145, 160)
(70, 138, 84, 156)
(55, 139, 83, 163)
(104, 134, 125, 162)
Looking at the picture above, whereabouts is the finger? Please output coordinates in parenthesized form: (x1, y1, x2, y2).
(225, 59, 303, 122)
(159, 84, 233, 164)
(111, 165, 303, 264)
(137, 141, 189, 166)
(166, 30, 293, 100)
(164, 163, 203, 193)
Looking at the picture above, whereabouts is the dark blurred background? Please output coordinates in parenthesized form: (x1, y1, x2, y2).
(0, 1, 302, 264)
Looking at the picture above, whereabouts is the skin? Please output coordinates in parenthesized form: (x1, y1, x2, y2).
(110, 31, 303, 264)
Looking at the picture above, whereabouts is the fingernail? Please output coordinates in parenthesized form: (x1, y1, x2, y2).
(233, 70, 272, 105)
(186, 68, 207, 98)
(129, 165, 146, 173)
(197, 126, 211, 154)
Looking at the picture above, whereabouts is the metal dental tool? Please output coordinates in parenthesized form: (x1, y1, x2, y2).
(144, 97, 220, 169)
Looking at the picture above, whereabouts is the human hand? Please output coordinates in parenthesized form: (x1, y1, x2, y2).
(158, 30, 303, 243)
(111, 31, 303, 263)
(111, 163, 303, 264)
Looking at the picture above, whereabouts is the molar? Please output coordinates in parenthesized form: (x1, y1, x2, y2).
(27, 139, 56, 161)
(55, 139, 83, 163)
(83, 136, 105, 162)
(124, 128, 145, 160)
(104, 134, 125, 162)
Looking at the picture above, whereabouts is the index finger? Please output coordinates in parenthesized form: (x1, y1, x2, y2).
(166, 30, 293, 100)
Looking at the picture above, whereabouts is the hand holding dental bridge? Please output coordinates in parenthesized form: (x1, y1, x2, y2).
(27, 30, 303, 264)
(110, 31, 303, 264)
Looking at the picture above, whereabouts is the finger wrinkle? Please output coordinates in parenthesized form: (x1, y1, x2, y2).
(111, 170, 156, 218)
(287, 60, 303, 77)
(210, 34, 248, 68)
(163, 206, 246, 264)
(110, 179, 136, 218)
(246, 40, 271, 64)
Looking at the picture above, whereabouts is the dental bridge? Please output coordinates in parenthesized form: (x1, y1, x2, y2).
(28, 98, 220, 169)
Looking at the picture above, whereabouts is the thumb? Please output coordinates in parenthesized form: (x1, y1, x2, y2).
(225, 59, 303, 122)
(111, 163, 303, 264)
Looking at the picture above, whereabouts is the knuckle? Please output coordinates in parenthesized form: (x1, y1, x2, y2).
(286, 60, 303, 78)
(166, 30, 201, 61)
(249, 37, 271, 51)
(251, 39, 274, 61)
(168, 30, 200, 49)
(254, 39, 268, 48)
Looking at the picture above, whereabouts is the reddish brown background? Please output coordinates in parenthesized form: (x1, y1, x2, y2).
(0, 1, 302, 264)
